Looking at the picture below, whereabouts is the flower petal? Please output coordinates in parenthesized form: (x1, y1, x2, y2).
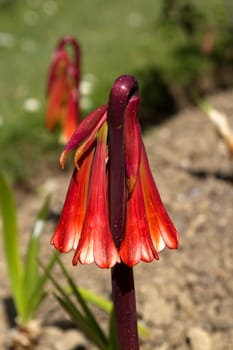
(73, 124, 119, 268)
(59, 88, 79, 144)
(46, 48, 70, 95)
(140, 143, 179, 250)
(73, 114, 108, 168)
(51, 149, 94, 252)
(64, 104, 108, 152)
(119, 175, 159, 266)
(60, 105, 108, 168)
(125, 95, 142, 196)
(45, 74, 69, 131)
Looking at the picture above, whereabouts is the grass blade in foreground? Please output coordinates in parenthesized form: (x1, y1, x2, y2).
(0, 172, 23, 316)
(21, 195, 51, 322)
(76, 287, 149, 338)
(0, 172, 57, 329)
(41, 258, 108, 350)
(28, 251, 58, 319)
(57, 258, 107, 343)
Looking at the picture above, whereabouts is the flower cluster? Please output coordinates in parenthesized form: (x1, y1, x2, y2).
(51, 87, 179, 268)
(45, 36, 81, 144)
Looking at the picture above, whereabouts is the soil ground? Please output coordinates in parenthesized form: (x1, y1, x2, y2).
(0, 89, 233, 350)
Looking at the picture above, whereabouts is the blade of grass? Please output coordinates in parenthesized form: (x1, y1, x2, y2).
(64, 285, 149, 338)
(0, 172, 24, 316)
(78, 287, 112, 313)
(21, 195, 51, 322)
(25, 251, 58, 322)
(107, 309, 118, 350)
(72, 287, 149, 338)
(40, 260, 108, 350)
(54, 294, 107, 350)
(57, 258, 108, 347)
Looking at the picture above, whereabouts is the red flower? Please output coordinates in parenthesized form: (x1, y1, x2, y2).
(45, 36, 81, 144)
(51, 77, 179, 268)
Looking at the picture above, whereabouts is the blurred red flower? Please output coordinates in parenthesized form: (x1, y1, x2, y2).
(45, 36, 80, 144)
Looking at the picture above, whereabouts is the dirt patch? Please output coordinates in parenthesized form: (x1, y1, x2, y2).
(0, 89, 233, 349)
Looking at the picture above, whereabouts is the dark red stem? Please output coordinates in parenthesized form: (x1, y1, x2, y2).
(108, 75, 139, 350)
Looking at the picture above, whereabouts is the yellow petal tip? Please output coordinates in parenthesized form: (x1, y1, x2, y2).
(59, 150, 68, 169)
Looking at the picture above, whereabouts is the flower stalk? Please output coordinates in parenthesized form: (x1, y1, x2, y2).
(108, 76, 140, 350)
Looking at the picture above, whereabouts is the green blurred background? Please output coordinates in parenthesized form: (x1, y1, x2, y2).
(0, 0, 232, 181)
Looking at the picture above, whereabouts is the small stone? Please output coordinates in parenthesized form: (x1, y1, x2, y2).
(39, 326, 86, 350)
(187, 327, 211, 350)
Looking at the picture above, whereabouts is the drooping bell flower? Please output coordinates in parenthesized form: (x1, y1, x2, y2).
(45, 36, 81, 144)
(51, 75, 178, 268)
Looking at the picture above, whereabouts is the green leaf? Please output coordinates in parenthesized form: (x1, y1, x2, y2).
(77, 288, 149, 338)
(41, 259, 108, 350)
(107, 310, 118, 350)
(53, 294, 96, 341)
(0, 172, 24, 316)
(78, 287, 112, 314)
(21, 195, 51, 322)
(57, 259, 108, 348)
(65, 284, 150, 339)
(25, 251, 58, 322)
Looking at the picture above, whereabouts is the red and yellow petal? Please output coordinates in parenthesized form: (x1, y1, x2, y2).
(51, 149, 94, 252)
(140, 143, 179, 250)
(73, 124, 119, 268)
(60, 106, 108, 168)
(73, 115, 108, 168)
(60, 89, 79, 144)
(120, 175, 159, 266)
(45, 74, 69, 131)
(63, 104, 108, 152)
